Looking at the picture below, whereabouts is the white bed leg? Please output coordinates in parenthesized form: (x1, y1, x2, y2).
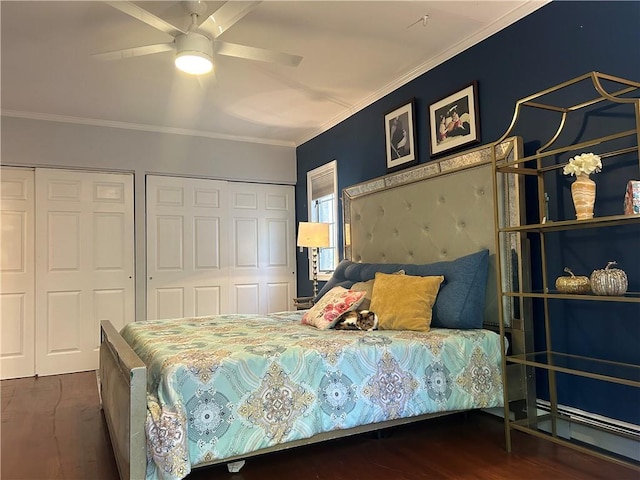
(227, 460, 245, 473)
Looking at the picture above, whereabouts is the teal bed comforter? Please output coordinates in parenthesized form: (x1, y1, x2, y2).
(120, 311, 504, 480)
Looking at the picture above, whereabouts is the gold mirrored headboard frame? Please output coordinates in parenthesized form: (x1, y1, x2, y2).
(342, 137, 524, 327)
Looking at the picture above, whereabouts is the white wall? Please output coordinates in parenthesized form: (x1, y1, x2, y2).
(1, 116, 297, 321)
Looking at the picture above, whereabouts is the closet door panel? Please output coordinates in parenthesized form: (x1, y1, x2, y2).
(0, 294, 28, 359)
(267, 219, 288, 266)
(0, 168, 35, 379)
(233, 217, 259, 267)
(194, 217, 220, 269)
(232, 283, 260, 314)
(35, 169, 134, 376)
(148, 177, 296, 318)
(194, 286, 221, 316)
(45, 290, 81, 353)
(156, 216, 184, 270)
(156, 287, 184, 320)
(93, 288, 126, 348)
(147, 176, 228, 319)
(266, 282, 291, 313)
(228, 183, 296, 314)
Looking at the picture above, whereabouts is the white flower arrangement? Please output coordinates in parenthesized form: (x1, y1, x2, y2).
(563, 152, 602, 176)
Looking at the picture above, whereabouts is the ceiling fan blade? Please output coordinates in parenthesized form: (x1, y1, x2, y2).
(214, 41, 302, 67)
(105, 1, 185, 37)
(92, 43, 175, 61)
(200, 1, 261, 39)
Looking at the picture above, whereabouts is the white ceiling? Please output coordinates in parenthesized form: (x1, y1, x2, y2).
(1, 1, 546, 147)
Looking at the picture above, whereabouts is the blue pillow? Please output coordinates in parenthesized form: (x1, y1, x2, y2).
(315, 249, 489, 329)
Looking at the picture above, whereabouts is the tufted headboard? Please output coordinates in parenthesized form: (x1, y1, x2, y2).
(342, 137, 524, 327)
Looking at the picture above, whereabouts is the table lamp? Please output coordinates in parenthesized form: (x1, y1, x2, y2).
(297, 222, 330, 298)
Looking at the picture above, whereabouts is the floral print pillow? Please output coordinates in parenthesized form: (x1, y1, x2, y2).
(301, 286, 365, 329)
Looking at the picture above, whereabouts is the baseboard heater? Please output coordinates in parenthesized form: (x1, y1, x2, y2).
(536, 400, 640, 462)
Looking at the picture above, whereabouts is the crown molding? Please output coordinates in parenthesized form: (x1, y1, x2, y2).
(1, 110, 297, 149)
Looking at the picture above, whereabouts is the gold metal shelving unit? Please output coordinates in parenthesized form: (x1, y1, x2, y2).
(491, 72, 640, 471)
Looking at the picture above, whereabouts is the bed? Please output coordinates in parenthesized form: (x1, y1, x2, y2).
(99, 137, 527, 480)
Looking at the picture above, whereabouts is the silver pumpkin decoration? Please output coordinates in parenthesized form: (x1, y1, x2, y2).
(590, 261, 628, 296)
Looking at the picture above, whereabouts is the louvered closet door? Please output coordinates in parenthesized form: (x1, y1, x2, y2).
(0, 167, 35, 379)
(228, 183, 296, 314)
(146, 176, 229, 320)
(35, 169, 135, 376)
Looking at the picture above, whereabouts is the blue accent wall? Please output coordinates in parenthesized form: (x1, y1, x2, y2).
(296, 1, 640, 424)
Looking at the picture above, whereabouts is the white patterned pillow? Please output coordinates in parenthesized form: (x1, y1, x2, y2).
(301, 286, 365, 329)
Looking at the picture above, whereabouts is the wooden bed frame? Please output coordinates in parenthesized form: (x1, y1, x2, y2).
(99, 137, 529, 479)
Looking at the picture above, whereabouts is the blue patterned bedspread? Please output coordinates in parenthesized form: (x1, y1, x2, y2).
(120, 311, 504, 480)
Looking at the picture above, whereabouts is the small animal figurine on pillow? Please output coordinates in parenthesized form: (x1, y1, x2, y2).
(333, 310, 378, 331)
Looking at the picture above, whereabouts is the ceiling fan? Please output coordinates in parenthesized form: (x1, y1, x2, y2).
(93, 1, 302, 75)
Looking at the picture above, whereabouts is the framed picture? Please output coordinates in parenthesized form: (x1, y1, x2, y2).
(384, 98, 418, 172)
(429, 82, 480, 157)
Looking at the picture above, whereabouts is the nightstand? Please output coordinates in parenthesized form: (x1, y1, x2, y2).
(293, 296, 314, 310)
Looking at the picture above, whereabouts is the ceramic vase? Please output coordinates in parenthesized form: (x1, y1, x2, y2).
(571, 173, 596, 220)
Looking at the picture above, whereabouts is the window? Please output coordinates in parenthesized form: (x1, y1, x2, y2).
(307, 160, 338, 280)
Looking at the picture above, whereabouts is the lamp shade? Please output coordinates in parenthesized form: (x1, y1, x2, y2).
(297, 222, 330, 248)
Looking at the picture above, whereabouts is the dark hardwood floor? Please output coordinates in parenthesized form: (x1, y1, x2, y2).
(1, 372, 637, 480)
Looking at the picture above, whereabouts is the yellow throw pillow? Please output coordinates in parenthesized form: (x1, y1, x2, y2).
(369, 272, 444, 331)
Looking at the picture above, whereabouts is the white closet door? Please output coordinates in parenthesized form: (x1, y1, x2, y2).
(146, 176, 229, 320)
(228, 183, 296, 314)
(1, 167, 35, 379)
(35, 169, 134, 376)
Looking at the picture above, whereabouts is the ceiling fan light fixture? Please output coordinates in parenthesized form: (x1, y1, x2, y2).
(175, 52, 213, 75)
(174, 32, 213, 75)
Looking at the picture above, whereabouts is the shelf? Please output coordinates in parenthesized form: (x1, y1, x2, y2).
(494, 71, 640, 470)
(494, 129, 638, 172)
(501, 291, 640, 303)
(498, 213, 640, 233)
(506, 350, 640, 387)
(510, 412, 640, 471)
